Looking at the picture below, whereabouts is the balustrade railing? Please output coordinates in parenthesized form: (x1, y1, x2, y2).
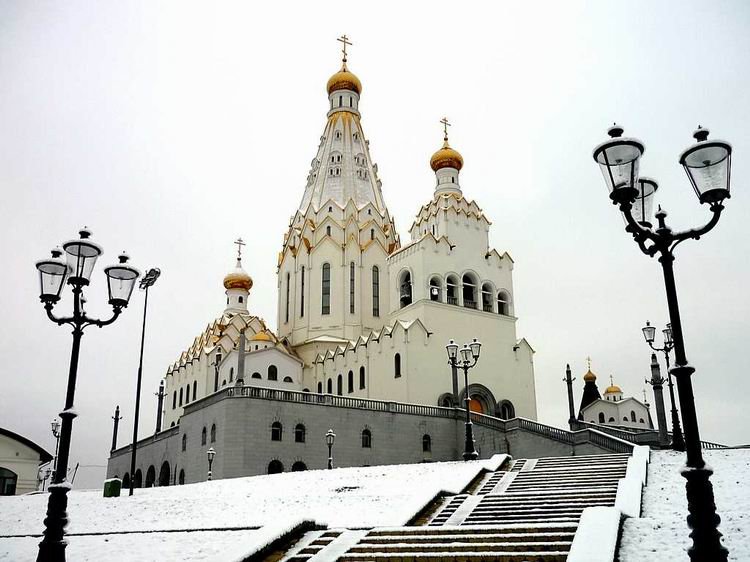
(447, 296, 459, 305)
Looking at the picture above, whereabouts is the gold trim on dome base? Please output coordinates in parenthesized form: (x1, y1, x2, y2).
(223, 271, 253, 291)
(430, 141, 464, 172)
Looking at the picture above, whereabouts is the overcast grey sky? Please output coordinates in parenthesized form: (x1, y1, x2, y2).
(1, 1, 748, 488)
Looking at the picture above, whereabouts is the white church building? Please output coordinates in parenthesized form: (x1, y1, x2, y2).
(109, 41, 553, 485)
(161, 47, 536, 430)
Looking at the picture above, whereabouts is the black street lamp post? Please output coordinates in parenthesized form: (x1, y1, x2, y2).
(325, 429, 335, 469)
(128, 267, 160, 498)
(446, 338, 482, 461)
(207, 447, 216, 481)
(642, 320, 685, 451)
(35, 228, 139, 562)
(50, 419, 60, 481)
(593, 125, 731, 561)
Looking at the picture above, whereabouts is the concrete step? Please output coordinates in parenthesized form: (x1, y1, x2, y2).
(347, 541, 573, 554)
(360, 532, 576, 544)
(338, 550, 569, 561)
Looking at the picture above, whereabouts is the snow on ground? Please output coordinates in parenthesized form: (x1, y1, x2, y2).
(1, 459, 497, 561)
(620, 448, 750, 562)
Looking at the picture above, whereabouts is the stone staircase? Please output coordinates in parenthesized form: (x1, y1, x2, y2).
(279, 453, 630, 561)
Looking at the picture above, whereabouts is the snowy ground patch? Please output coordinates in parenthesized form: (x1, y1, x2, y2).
(0, 459, 494, 561)
(619, 448, 750, 561)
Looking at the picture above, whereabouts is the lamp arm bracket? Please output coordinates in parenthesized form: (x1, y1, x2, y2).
(44, 303, 74, 327)
(620, 202, 660, 248)
(83, 307, 122, 329)
(669, 204, 724, 253)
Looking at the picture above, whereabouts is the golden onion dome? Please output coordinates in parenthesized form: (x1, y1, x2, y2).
(583, 369, 597, 382)
(223, 260, 253, 291)
(604, 384, 623, 394)
(250, 331, 272, 342)
(430, 140, 464, 172)
(327, 64, 362, 95)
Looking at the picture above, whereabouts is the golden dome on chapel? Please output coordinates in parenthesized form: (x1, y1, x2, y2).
(327, 64, 362, 95)
(250, 331, 272, 342)
(583, 370, 597, 382)
(605, 384, 623, 394)
(223, 260, 253, 291)
(430, 140, 464, 172)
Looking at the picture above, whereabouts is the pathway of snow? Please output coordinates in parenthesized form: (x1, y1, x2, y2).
(619, 449, 750, 561)
(1, 459, 498, 561)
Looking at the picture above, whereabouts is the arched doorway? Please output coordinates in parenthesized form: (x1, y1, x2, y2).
(178, 469, 185, 485)
(145, 465, 156, 487)
(268, 460, 284, 474)
(291, 461, 307, 472)
(122, 473, 130, 489)
(0, 468, 18, 496)
(158, 462, 170, 487)
(468, 398, 484, 413)
(133, 469, 142, 488)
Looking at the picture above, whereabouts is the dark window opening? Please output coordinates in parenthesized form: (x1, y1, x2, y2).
(361, 429, 372, 448)
(322, 263, 331, 315)
(348, 370, 354, 393)
(268, 365, 278, 381)
(372, 266, 380, 317)
(295, 424, 306, 443)
(394, 353, 402, 378)
(359, 366, 365, 389)
(271, 421, 283, 441)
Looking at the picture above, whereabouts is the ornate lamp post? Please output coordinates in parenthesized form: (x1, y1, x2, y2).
(593, 125, 731, 561)
(35, 228, 139, 562)
(206, 447, 216, 481)
(642, 321, 685, 451)
(446, 338, 482, 461)
(325, 429, 335, 469)
(128, 267, 160, 497)
(50, 419, 61, 481)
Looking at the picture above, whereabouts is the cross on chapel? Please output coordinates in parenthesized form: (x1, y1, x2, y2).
(234, 238, 246, 261)
(337, 34, 352, 64)
(440, 117, 451, 141)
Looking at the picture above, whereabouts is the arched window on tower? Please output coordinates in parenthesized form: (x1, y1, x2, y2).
(497, 291, 510, 316)
(268, 365, 278, 381)
(481, 283, 493, 312)
(462, 273, 477, 309)
(399, 271, 412, 308)
(179, 388, 183, 406)
(394, 353, 402, 378)
(185, 384, 190, 403)
(349, 262, 355, 314)
(372, 266, 380, 317)
(300, 266, 305, 318)
(598, 412, 605, 424)
(317, 381, 323, 393)
(182, 434, 187, 451)
(201, 427, 207, 446)
(446, 275, 459, 305)
(326, 225, 331, 236)
(172, 391, 176, 409)
(192, 380, 197, 401)
(429, 277, 442, 302)
(322, 263, 331, 315)
(327, 378, 333, 394)
(337, 374, 343, 396)
(630, 410, 637, 422)
(359, 366, 366, 389)
(285, 272, 290, 323)
(210, 424, 216, 443)
(348, 370, 354, 393)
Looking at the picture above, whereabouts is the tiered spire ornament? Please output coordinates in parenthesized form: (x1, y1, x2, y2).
(224, 238, 252, 291)
(430, 117, 464, 172)
(327, 34, 362, 94)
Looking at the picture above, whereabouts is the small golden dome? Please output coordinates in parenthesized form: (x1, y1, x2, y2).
(604, 384, 623, 394)
(327, 64, 362, 95)
(223, 260, 253, 291)
(430, 140, 464, 172)
(583, 369, 597, 382)
(250, 331, 272, 342)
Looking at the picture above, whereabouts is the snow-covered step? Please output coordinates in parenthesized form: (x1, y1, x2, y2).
(359, 531, 577, 544)
(346, 540, 573, 553)
(337, 550, 570, 561)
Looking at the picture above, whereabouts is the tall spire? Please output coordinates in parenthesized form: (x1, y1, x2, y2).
(223, 238, 252, 313)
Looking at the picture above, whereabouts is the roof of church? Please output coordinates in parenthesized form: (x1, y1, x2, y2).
(0, 427, 53, 463)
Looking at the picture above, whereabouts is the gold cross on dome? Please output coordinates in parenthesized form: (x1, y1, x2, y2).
(440, 117, 451, 141)
(234, 238, 246, 260)
(337, 34, 352, 63)
(642, 389, 648, 402)
(610, 374, 614, 386)
(586, 356, 592, 371)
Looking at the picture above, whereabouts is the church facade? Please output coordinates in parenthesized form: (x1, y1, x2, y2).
(110, 41, 538, 483)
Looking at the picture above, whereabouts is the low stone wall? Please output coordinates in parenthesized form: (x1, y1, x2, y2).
(107, 386, 632, 485)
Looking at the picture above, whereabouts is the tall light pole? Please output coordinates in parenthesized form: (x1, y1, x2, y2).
(593, 124, 731, 561)
(35, 229, 139, 562)
(645, 353, 669, 447)
(206, 447, 216, 481)
(128, 268, 161, 497)
(642, 321, 685, 451)
(446, 338, 482, 461)
(50, 419, 61, 481)
(325, 429, 335, 469)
